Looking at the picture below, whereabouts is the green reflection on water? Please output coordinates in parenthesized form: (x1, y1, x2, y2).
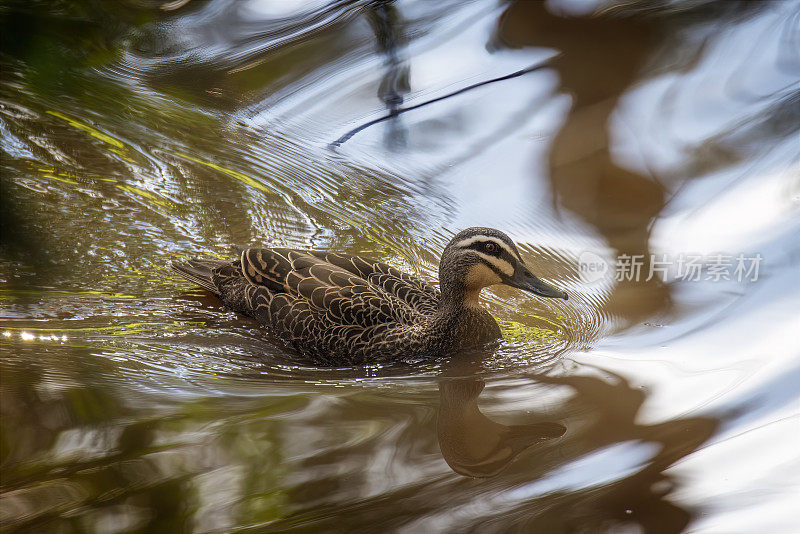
(45, 111, 127, 150)
(175, 152, 277, 197)
(1, 321, 202, 335)
(500, 320, 561, 344)
(0, 289, 137, 300)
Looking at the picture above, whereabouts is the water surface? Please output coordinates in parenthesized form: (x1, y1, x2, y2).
(2, 0, 799, 532)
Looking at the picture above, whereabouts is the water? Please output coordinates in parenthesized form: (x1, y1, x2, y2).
(1, 0, 798, 532)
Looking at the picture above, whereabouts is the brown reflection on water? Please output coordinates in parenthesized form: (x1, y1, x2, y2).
(495, 1, 775, 328)
(1, 352, 181, 532)
(521, 370, 717, 534)
(0, 345, 285, 532)
(496, 1, 670, 327)
(1, 343, 717, 532)
(256, 366, 718, 532)
(429, 361, 719, 532)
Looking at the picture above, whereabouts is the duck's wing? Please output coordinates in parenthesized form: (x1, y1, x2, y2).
(229, 247, 435, 363)
(232, 248, 435, 357)
(237, 248, 425, 324)
(307, 251, 440, 315)
(173, 248, 437, 363)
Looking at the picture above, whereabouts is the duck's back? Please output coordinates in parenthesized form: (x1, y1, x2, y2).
(172, 248, 441, 364)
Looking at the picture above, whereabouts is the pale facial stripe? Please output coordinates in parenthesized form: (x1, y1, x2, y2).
(454, 235, 522, 260)
(472, 251, 514, 276)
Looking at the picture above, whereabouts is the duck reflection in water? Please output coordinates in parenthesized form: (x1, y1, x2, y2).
(431, 351, 718, 533)
(437, 376, 565, 478)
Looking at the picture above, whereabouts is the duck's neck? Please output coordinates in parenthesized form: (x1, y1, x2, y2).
(439, 287, 483, 315)
(438, 255, 483, 314)
(433, 289, 499, 347)
(436, 254, 499, 341)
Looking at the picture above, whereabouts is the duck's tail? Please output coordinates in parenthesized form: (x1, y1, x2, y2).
(170, 258, 226, 295)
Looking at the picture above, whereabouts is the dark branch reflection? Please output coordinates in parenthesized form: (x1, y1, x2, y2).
(366, 0, 410, 149)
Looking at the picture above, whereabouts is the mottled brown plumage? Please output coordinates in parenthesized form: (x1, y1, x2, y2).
(171, 228, 567, 365)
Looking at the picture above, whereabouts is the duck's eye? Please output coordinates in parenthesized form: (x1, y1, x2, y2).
(484, 242, 498, 254)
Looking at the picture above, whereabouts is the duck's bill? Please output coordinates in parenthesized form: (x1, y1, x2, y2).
(508, 264, 568, 300)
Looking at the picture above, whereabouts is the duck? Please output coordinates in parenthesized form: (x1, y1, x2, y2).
(171, 227, 567, 365)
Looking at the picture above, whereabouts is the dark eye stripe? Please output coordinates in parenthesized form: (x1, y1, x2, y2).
(467, 241, 515, 262)
(468, 241, 498, 256)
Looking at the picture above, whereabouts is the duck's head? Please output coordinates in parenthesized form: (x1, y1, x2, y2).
(438, 227, 568, 307)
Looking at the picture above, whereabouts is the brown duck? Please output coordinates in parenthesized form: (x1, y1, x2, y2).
(171, 227, 567, 365)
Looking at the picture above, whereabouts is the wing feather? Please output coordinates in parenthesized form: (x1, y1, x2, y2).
(201, 247, 439, 363)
